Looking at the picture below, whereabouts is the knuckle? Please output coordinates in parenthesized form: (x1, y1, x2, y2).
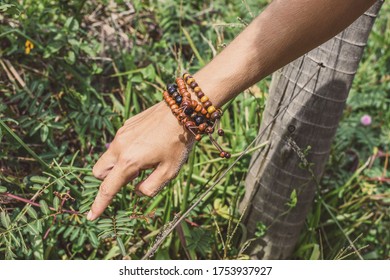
(99, 184, 114, 200)
(118, 156, 138, 170)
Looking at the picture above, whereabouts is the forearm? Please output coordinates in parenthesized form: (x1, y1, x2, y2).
(193, 0, 377, 107)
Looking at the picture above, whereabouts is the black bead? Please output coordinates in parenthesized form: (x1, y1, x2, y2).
(175, 96, 182, 105)
(195, 115, 205, 126)
(184, 107, 194, 116)
(167, 84, 177, 95)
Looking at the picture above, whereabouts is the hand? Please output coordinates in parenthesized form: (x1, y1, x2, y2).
(87, 101, 194, 221)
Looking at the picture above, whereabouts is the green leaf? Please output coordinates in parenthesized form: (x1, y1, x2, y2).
(30, 176, 50, 184)
(310, 244, 321, 260)
(88, 231, 99, 247)
(0, 186, 7, 193)
(39, 200, 50, 215)
(65, 50, 76, 65)
(40, 125, 49, 142)
(70, 227, 80, 241)
(26, 206, 38, 219)
(286, 189, 298, 208)
(27, 223, 39, 235)
(1, 212, 11, 229)
(43, 41, 64, 58)
(53, 197, 60, 211)
(116, 237, 126, 257)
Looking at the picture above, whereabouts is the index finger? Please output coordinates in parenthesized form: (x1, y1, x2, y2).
(87, 163, 139, 221)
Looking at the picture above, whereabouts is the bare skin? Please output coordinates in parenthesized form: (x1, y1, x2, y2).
(87, 0, 377, 221)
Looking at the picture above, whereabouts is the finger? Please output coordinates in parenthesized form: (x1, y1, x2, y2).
(87, 162, 139, 221)
(135, 164, 176, 197)
(92, 150, 117, 180)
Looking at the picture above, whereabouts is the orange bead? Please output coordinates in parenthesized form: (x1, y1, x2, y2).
(195, 134, 202, 141)
(200, 96, 209, 103)
(206, 113, 211, 119)
(183, 92, 191, 98)
(201, 108, 208, 115)
(195, 104, 202, 112)
(170, 104, 179, 110)
(191, 100, 198, 108)
(198, 123, 207, 132)
(168, 100, 176, 106)
(207, 106, 216, 114)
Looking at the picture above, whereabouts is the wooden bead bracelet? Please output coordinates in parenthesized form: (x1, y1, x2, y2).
(163, 73, 231, 159)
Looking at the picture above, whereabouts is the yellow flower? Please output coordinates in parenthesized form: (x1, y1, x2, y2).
(25, 40, 34, 55)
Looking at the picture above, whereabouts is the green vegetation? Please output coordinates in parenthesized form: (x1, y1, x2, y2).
(0, 0, 388, 260)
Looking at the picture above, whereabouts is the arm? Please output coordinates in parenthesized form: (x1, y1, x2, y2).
(87, 0, 376, 221)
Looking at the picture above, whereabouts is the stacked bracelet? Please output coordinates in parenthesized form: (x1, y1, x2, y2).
(163, 73, 230, 159)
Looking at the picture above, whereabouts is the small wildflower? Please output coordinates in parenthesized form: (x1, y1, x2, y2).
(360, 114, 372, 126)
(25, 40, 34, 55)
(105, 142, 111, 149)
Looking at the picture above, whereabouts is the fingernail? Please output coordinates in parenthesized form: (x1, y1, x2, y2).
(87, 210, 94, 221)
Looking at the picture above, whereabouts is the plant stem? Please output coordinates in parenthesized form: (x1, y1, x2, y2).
(1, 193, 79, 215)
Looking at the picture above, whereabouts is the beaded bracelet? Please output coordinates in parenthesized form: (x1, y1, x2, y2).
(163, 73, 231, 159)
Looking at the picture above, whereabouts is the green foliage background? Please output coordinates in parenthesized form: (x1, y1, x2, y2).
(0, 0, 388, 260)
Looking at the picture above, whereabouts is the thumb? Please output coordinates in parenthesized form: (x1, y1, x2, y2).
(135, 164, 176, 197)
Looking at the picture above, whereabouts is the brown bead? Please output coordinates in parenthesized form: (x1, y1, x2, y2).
(190, 82, 198, 88)
(194, 104, 202, 112)
(194, 87, 201, 93)
(217, 129, 224, 136)
(220, 151, 226, 158)
(181, 100, 191, 108)
(201, 108, 208, 115)
(203, 101, 212, 109)
(185, 121, 195, 130)
(183, 92, 191, 98)
(206, 113, 211, 119)
(172, 92, 179, 98)
(168, 99, 176, 106)
(225, 152, 231, 159)
(205, 126, 214, 134)
(190, 112, 197, 119)
(170, 104, 179, 110)
(195, 134, 202, 141)
(183, 73, 190, 80)
(211, 111, 221, 120)
(176, 77, 184, 84)
(198, 123, 207, 132)
(173, 108, 181, 115)
(178, 114, 186, 121)
(197, 91, 204, 99)
(181, 118, 188, 125)
(184, 75, 192, 82)
(163, 91, 169, 98)
(186, 78, 195, 85)
(191, 100, 197, 108)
